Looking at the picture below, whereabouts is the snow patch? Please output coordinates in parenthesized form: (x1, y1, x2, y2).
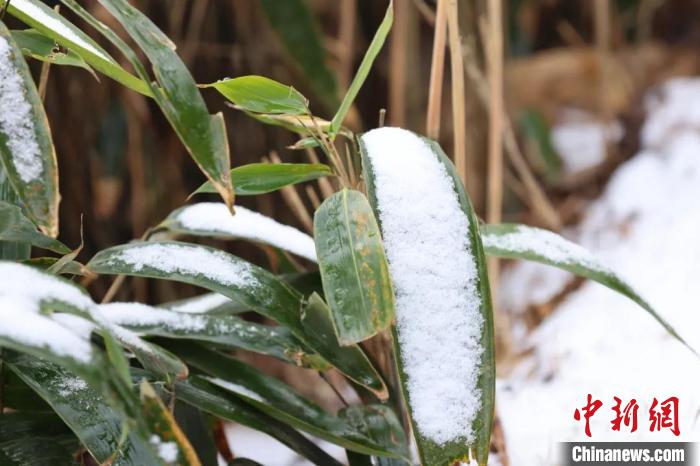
(206, 377, 264, 402)
(111, 243, 257, 289)
(173, 203, 317, 262)
(149, 435, 178, 463)
(167, 293, 231, 313)
(361, 127, 484, 444)
(99, 302, 208, 332)
(0, 35, 42, 183)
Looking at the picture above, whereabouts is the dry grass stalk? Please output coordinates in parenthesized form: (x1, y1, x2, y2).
(268, 153, 314, 233)
(446, 0, 469, 187)
(338, 0, 357, 91)
(389, 0, 409, 127)
(426, 0, 447, 138)
(305, 148, 335, 198)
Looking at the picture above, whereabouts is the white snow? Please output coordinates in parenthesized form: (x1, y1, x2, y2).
(10, 0, 112, 62)
(205, 377, 264, 402)
(172, 203, 317, 262)
(482, 224, 608, 273)
(167, 292, 231, 313)
(551, 109, 623, 174)
(54, 375, 88, 397)
(149, 435, 178, 463)
(361, 127, 484, 444)
(0, 262, 93, 310)
(0, 295, 94, 364)
(0, 35, 43, 183)
(111, 243, 257, 289)
(99, 302, 208, 332)
(498, 78, 700, 465)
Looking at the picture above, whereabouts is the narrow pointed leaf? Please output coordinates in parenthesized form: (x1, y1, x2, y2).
(176, 376, 345, 466)
(330, 2, 393, 136)
(5, 354, 160, 465)
(140, 381, 202, 466)
(87, 241, 387, 395)
(314, 189, 394, 345)
(206, 76, 308, 115)
(93, 0, 234, 210)
(173, 343, 407, 458)
(6, 0, 149, 95)
(360, 128, 495, 466)
(0, 201, 68, 253)
(161, 203, 317, 262)
(0, 412, 79, 466)
(100, 302, 324, 368)
(480, 223, 692, 351)
(193, 163, 332, 196)
(0, 22, 59, 237)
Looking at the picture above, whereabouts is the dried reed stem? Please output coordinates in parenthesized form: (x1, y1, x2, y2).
(389, 0, 409, 127)
(268, 153, 314, 233)
(446, 0, 468, 186)
(426, 0, 447, 138)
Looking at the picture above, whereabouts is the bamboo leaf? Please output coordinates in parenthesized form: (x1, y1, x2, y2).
(100, 302, 324, 368)
(160, 203, 317, 263)
(0, 412, 79, 466)
(193, 163, 332, 196)
(259, 0, 338, 110)
(140, 380, 202, 466)
(88, 242, 386, 394)
(480, 223, 693, 351)
(0, 22, 59, 237)
(92, 0, 235, 210)
(176, 376, 344, 466)
(12, 29, 94, 74)
(6, 0, 149, 95)
(4, 354, 160, 465)
(329, 1, 393, 136)
(359, 128, 495, 465)
(0, 201, 68, 253)
(173, 342, 408, 459)
(205, 76, 308, 115)
(314, 189, 395, 345)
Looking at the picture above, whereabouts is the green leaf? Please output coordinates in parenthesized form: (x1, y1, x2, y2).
(518, 109, 560, 179)
(21, 257, 92, 276)
(193, 163, 332, 196)
(173, 343, 408, 459)
(11, 28, 94, 74)
(314, 189, 394, 345)
(140, 380, 202, 466)
(480, 223, 694, 352)
(300, 293, 388, 399)
(330, 1, 393, 136)
(5, 354, 160, 465)
(101, 302, 323, 368)
(6, 0, 149, 95)
(0, 201, 68, 253)
(359, 132, 495, 465)
(176, 376, 344, 466)
(87, 241, 387, 396)
(206, 76, 308, 115)
(259, 0, 338, 110)
(0, 22, 60, 237)
(0, 412, 79, 466)
(91, 0, 235, 210)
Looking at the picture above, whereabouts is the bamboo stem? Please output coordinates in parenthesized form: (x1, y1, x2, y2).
(426, 0, 447, 138)
(446, 0, 468, 186)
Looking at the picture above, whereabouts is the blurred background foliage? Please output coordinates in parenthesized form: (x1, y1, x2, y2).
(7, 0, 700, 305)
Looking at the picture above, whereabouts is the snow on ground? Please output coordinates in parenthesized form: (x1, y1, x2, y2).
(498, 78, 700, 465)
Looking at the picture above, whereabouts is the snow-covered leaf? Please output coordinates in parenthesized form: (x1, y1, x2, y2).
(92, 0, 235, 211)
(314, 189, 395, 345)
(175, 343, 408, 459)
(88, 241, 387, 395)
(140, 381, 202, 466)
(192, 163, 332, 196)
(100, 302, 324, 368)
(360, 128, 495, 465)
(6, 0, 149, 95)
(5, 354, 159, 465)
(205, 76, 308, 115)
(160, 203, 317, 262)
(176, 376, 344, 466)
(329, 1, 393, 137)
(481, 223, 692, 351)
(0, 201, 68, 253)
(163, 292, 247, 315)
(0, 23, 59, 237)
